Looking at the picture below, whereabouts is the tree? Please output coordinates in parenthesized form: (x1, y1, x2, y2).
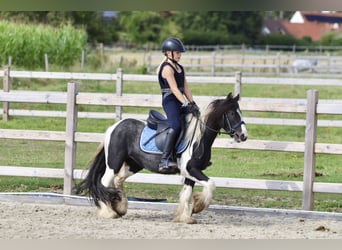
(227, 12, 263, 44)
(264, 11, 295, 20)
(118, 11, 165, 45)
(0, 11, 266, 47)
(170, 11, 263, 45)
(69, 12, 119, 45)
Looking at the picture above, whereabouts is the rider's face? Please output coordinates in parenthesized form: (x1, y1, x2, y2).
(167, 51, 182, 62)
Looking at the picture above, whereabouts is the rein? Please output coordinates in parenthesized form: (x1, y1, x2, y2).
(196, 113, 245, 136)
(183, 109, 245, 155)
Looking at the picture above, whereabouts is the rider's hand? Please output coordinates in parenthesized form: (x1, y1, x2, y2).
(181, 101, 200, 117)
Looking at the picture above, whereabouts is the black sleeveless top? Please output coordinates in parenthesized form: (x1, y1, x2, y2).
(158, 61, 185, 99)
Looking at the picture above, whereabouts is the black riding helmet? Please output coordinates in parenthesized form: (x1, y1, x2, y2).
(162, 37, 186, 64)
(162, 37, 186, 53)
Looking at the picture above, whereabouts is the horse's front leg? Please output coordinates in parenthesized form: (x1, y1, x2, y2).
(192, 178, 216, 214)
(186, 165, 216, 214)
(173, 178, 197, 224)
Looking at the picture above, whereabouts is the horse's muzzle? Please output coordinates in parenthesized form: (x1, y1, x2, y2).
(234, 123, 248, 143)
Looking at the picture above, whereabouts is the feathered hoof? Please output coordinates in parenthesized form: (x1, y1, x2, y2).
(96, 207, 121, 219)
(112, 199, 128, 217)
(185, 217, 197, 224)
(173, 216, 197, 224)
(97, 201, 121, 219)
(192, 192, 207, 214)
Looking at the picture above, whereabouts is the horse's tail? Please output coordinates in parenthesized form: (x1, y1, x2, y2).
(75, 143, 121, 207)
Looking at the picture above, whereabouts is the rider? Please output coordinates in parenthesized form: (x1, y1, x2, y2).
(157, 37, 199, 174)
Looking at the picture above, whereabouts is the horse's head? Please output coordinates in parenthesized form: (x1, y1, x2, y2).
(206, 92, 248, 142)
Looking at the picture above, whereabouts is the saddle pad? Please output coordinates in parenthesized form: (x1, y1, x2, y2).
(140, 126, 188, 155)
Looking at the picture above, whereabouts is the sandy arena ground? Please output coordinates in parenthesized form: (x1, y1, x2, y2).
(0, 201, 342, 239)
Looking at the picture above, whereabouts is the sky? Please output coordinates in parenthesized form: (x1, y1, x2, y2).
(0, 0, 342, 11)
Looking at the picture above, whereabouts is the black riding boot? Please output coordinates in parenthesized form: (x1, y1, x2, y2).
(158, 128, 178, 174)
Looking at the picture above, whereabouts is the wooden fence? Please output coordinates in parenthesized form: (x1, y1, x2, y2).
(1, 69, 342, 211)
(147, 52, 342, 77)
(2, 67, 342, 122)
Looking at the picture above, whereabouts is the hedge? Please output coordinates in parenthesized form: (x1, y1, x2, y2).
(0, 21, 87, 69)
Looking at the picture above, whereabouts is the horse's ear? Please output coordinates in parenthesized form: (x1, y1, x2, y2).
(226, 92, 240, 101)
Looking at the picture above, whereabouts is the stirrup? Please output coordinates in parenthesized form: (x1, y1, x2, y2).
(158, 159, 178, 174)
(158, 165, 179, 174)
(158, 160, 177, 168)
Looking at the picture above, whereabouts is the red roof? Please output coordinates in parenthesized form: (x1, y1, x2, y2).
(264, 11, 342, 41)
(300, 11, 342, 22)
(282, 20, 342, 41)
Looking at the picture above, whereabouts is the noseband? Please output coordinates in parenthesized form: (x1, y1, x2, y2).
(221, 113, 245, 136)
(196, 112, 245, 137)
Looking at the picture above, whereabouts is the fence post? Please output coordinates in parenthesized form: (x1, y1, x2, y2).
(276, 52, 281, 76)
(99, 43, 104, 64)
(64, 82, 78, 195)
(81, 50, 85, 69)
(2, 66, 10, 121)
(234, 71, 242, 97)
(147, 53, 152, 73)
(302, 89, 318, 210)
(45, 54, 49, 72)
(116, 68, 123, 120)
(211, 51, 216, 76)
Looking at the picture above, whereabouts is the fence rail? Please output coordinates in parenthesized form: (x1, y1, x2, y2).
(2, 67, 342, 124)
(1, 69, 342, 211)
(147, 53, 342, 77)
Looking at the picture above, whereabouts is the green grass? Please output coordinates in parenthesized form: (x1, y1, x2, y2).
(1, 65, 342, 212)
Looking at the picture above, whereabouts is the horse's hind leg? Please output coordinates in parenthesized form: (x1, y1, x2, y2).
(112, 162, 134, 216)
(173, 178, 197, 224)
(97, 166, 118, 218)
(97, 163, 133, 218)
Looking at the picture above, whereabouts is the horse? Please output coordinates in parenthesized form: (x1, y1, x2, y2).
(76, 92, 248, 224)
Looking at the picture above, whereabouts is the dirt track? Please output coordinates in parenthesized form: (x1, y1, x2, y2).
(1, 201, 342, 239)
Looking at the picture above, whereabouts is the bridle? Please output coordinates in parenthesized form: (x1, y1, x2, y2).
(195, 111, 245, 137)
(220, 113, 246, 136)
(184, 109, 245, 157)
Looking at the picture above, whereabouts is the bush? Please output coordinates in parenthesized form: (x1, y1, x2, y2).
(256, 34, 316, 51)
(321, 33, 342, 46)
(257, 34, 300, 46)
(0, 21, 87, 69)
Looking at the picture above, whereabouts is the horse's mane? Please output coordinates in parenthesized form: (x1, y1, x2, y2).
(205, 94, 239, 124)
(183, 111, 204, 145)
(184, 93, 239, 145)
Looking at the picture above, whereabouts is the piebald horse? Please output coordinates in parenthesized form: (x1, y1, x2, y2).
(76, 92, 248, 224)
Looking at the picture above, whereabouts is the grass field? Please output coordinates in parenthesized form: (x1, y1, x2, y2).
(1, 56, 342, 212)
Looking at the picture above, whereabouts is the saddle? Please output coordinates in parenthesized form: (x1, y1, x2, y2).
(139, 110, 188, 154)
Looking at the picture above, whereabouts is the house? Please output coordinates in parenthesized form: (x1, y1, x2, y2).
(263, 11, 342, 41)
